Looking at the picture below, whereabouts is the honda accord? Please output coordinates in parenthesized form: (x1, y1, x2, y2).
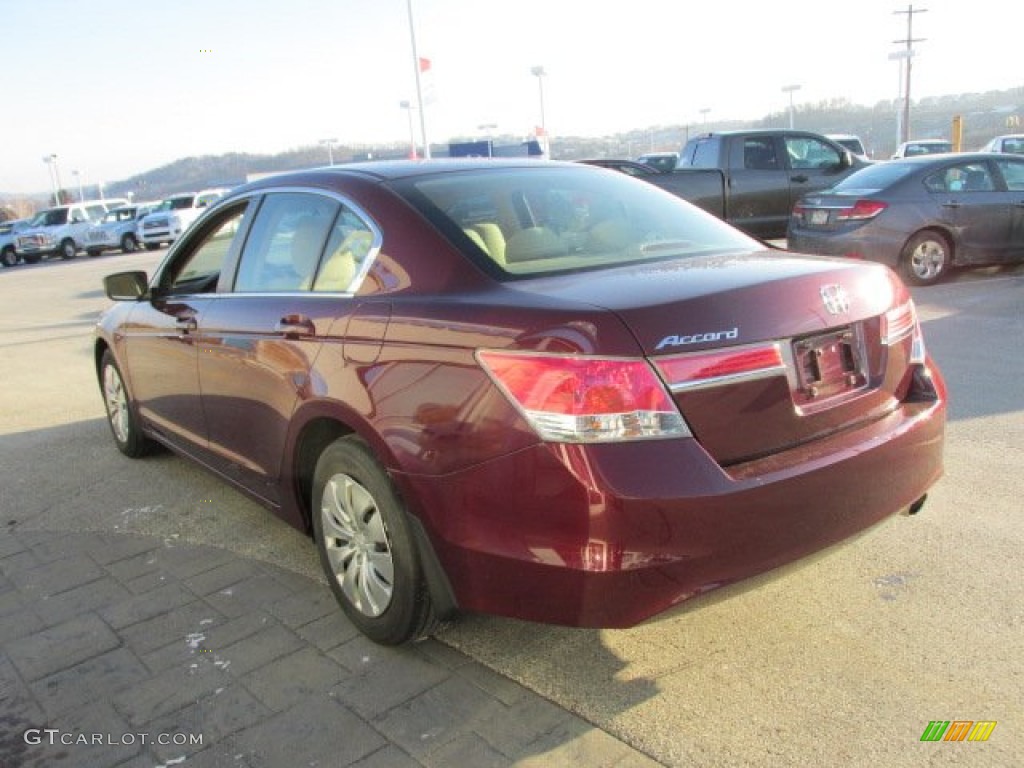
(95, 160, 946, 644)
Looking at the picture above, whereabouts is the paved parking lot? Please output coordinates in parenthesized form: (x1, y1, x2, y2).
(1, 249, 1021, 766)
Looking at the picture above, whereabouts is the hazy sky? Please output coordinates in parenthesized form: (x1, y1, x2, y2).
(4, 0, 1019, 195)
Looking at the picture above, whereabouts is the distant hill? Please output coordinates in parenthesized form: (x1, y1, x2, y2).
(8, 86, 1023, 212)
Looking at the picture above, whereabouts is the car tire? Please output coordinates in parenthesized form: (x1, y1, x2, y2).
(312, 436, 438, 645)
(100, 349, 154, 458)
(144, 243, 160, 251)
(121, 233, 139, 253)
(59, 239, 77, 260)
(1, 246, 17, 267)
(900, 230, 951, 286)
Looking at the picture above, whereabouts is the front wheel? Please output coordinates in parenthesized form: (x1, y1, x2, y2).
(100, 350, 154, 458)
(121, 233, 138, 253)
(1, 246, 17, 267)
(900, 231, 951, 286)
(59, 239, 77, 260)
(312, 436, 438, 645)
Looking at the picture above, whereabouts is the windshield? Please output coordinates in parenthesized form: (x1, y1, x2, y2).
(29, 209, 69, 227)
(170, 196, 196, 210)
(395, 165, 759, 278)
(831, 162, 917, 193)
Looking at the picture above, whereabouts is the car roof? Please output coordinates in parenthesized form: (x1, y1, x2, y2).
(889, 151, 1005, 166)
(231, 159, 575, 193)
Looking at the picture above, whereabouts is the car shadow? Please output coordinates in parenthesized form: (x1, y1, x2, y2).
(2, 417, 659, 765)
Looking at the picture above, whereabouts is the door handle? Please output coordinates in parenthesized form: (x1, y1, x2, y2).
(791, 175, 809, 183)
(941, 201, 962, 209)
(274, 315, 316, 338)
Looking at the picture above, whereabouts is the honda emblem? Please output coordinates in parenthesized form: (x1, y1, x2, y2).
(820, 284, 850, 315)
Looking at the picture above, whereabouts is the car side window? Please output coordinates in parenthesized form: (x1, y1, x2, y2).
(995, 158, 1024, 191)
(785, 137, 841, 169)
(160, 204, 248, 295)
(926, 163, 995, 193)
(233, 193, 339, 293)
(742, 138, 780, 170)
(312, 205, 376, 293)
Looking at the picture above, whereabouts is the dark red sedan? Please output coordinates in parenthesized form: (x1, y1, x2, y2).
(95, 160, 946, 644)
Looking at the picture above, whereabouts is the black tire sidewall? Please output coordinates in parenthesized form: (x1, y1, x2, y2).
(1, 247, 16, 267)
(122, 234, 138, 252)
(100, 350, 149, 458)
(312, 436, 426, 645)
(60, 240, 76, 259)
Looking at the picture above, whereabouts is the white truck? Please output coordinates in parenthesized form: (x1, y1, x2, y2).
(137, 189, 227, 249)
(14, 199, 129, 262)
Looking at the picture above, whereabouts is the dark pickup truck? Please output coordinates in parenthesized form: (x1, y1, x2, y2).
(641, 130, 869, 240)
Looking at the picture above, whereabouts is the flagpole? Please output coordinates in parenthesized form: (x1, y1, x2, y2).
(406, 0, 430, 158)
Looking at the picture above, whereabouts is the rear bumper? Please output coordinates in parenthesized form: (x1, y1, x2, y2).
(788, 227, 901, 269)
(398, 363, 946, 628)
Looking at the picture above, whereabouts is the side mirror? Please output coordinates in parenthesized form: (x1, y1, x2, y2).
(104, 270, 149, 301)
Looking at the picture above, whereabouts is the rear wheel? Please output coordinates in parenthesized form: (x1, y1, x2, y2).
(100, 350, 154, 458)
(312, 436, 438, 645)
(59, 239, 77, 260)
(900, 230, 951, 286)
(121, 233, 138, 253)
(1, 246, 17, 267)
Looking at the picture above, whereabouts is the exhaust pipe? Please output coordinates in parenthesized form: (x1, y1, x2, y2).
(904, 494, 927, 516)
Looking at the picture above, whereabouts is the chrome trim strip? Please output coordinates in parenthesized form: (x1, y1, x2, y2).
(667, 364, 788, 393)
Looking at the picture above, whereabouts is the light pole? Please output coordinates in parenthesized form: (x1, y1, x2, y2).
(400, 101, 418, 159)
(72, 170, 84, 202)
(531, 65, 547, 152)
(888, 50, 912, 146)
(781, 84, 801, 129)
(478, 123, 497, 157)
(42, 155, 60, 205)
(319, 138, 338, 166)
(406, 0, 431, 158)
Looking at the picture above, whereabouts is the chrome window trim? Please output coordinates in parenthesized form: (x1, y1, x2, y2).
(208, 185, 383, 297)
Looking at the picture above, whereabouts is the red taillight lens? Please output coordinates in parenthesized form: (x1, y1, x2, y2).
(654, 344, 785, 392)
(883, 299, 926, 364)
(476, 351, 689, 442)
(834, 200, 887, 221)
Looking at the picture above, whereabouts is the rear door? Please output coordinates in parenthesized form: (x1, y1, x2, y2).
(926, 160, 1013, 264)
(724, 135, 791, 238)
(993, 156, 1024, 261)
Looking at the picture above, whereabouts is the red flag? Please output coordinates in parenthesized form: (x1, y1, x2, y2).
(419, 57, 431, 73)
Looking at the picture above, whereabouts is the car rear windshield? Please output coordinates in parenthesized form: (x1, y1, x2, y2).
(394, 166, 758, 278)
(831, 162, 917, 193)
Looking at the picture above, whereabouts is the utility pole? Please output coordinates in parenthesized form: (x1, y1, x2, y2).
(893, 4, 927, 144)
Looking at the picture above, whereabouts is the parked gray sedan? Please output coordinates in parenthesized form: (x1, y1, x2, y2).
(787, 152, 1024, 285)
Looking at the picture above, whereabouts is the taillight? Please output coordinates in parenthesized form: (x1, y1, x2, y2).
(834, 200, 887, 222)
(654, 344, 785, 392)
(476, 351, 689, 443)
(883, 299, 926, 364)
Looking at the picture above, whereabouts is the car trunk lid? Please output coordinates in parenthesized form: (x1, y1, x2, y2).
(516, 251, 918, 466)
